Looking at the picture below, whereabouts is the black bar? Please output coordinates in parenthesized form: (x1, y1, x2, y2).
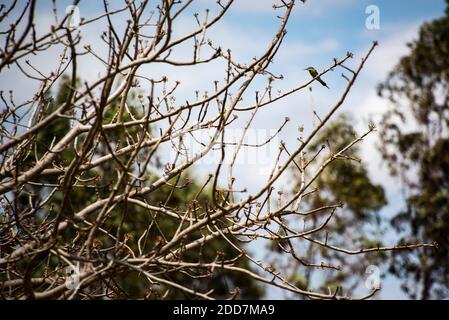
(0, 300, 447, 319)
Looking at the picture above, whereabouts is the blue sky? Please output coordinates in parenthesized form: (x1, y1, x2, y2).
(1, 0, 447, 299)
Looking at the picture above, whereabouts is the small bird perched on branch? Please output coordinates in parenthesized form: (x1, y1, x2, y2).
(305, 66, 329, 89)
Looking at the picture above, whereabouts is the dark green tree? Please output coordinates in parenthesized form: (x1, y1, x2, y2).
(278, 114, 386, 295)
(377, 0, 449, 299)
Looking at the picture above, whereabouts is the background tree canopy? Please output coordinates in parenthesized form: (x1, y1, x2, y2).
(378, 0, 449, 299)
(271, 114, 387, 296)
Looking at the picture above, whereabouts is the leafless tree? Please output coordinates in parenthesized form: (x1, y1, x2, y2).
(0, 0, 435, 300)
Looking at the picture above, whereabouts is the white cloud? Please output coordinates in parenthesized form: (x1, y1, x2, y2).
(345, 22, 422, 195)
(361, 23, 420, 83)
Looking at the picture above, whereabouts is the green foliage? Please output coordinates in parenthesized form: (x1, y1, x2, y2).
(289, 273, 308, 291)
(280, 114, 386, 293)
(308, 114, 386, 221)
(378, 2, 449, 299)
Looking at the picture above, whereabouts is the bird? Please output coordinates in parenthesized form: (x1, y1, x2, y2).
(305, 67, 329, 89)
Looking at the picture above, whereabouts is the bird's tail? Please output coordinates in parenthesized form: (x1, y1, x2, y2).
(318, 78, 329, 89)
